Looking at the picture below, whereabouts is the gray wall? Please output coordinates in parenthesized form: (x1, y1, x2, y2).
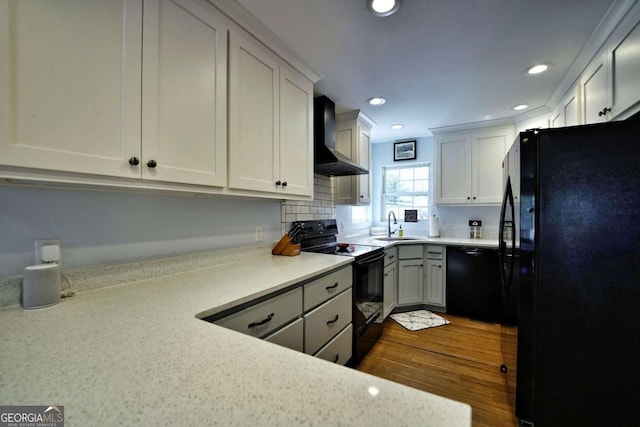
(0, 185, 281, 278)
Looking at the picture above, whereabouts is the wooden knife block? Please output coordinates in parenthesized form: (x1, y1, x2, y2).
(272, 234, 301, 256)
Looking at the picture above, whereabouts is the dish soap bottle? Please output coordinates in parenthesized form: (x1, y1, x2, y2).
(398, 225, 404, 237)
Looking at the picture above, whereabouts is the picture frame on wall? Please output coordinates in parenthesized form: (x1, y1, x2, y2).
(394, 140, 416, 161)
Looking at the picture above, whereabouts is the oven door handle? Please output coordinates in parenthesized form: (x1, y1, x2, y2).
(359, 310, 382, 335)
(355, 251, 385, 266)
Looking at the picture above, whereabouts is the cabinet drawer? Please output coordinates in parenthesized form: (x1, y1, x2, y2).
(304, 289, 352, 355)
(398, 245, 423, 259)
(314, 324, 353, 365)
(303, 266, 352, 311)
(263, 317, 304, 352)
(215, 287, 302, 338)
(426, 245, 444, 260)
(384, 247, 397, 267)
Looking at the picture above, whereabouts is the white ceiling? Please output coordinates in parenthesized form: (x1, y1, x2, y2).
(234, 0, 617, 142)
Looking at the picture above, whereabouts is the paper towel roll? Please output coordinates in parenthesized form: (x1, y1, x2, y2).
(22, 263, 60, 309)
(429, 216, 440, 237)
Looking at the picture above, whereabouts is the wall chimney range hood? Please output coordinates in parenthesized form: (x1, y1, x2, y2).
(314, 96, 369, 176)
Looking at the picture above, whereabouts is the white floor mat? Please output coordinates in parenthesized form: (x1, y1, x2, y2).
(390, 310, 451, 331)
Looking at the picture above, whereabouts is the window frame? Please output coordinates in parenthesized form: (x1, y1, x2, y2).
(381, 162, 430, 222)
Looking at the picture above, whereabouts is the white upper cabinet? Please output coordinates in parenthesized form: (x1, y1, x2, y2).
(0, 0, 228, 187)
(0, 0, 143, 178)
(435, 124, 514, 205)
(608, 19, 640, 118)
(142, 0, 228, 187)
(435, 133, 471, 205)
(228, 30, 279, 193)
(575, 7, 640, 125)
(334, 111, 374, 205)
(580, 51, 609, 124)
(228, 29, 313, 198)
(278, 63, 314, 198)
(0, 0, 316, 198)
(551, 87, 581, 128)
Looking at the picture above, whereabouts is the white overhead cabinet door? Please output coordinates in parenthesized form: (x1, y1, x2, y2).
(0, 0, 142, 178)
(228, 28, 314, 198)
(0, 0, 228, 187)
(278, 63, 313, 197)
(228, 30, 280, 193)
(142, 0, 228, 187)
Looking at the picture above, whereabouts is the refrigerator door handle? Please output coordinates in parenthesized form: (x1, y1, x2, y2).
(499, 177, 515, 300)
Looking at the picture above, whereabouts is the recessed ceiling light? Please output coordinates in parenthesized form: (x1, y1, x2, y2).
(527, 64, 549, 75)
(513, 104, 528, 111)
(391, 124, 404, 130)
(368, 97, 386, 106)
(367, 0, 402, 17)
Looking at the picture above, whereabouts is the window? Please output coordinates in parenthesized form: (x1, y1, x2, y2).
(382, 163, 430, 221)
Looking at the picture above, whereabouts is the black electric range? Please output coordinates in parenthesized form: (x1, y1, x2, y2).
(292, 219, 385, 366)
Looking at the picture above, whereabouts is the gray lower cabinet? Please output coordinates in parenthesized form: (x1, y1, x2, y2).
(383, 246, 397, 318)
(210, 265, 353, 364)
(397, 245, 424, 305)
(424, 245, 446, 310)
(304, 288, 352, 356)
(213, 287, 303, 339)
(263, 317, 304, 352)
(314, 323, 353, 365)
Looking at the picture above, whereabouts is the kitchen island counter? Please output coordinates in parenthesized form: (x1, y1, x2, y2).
(0, 251, 471, 426)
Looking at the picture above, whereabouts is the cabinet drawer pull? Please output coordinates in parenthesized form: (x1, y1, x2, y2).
(326, 314, 339, 325)
(334, 353, 340, 363)
(325, 282, 339, 290)
(388, 255, 395, 259)
(248, 313, 274, 328)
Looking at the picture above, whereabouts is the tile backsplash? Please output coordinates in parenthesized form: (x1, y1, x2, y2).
(281, 175, 335, 234)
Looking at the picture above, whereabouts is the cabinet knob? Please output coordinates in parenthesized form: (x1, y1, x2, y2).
(598, 107, 611, 117)
(360, 195, 364, 198)
(473, 196, 477, 200)
(281, 181, 288, 187)
(128, 157, 140, 166)
(467, 196, 471, 200)
(275, 180, 281, 186)
(147, 159, 157, 168)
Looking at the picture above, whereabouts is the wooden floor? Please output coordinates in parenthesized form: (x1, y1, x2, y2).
(356, 313, 519, 427)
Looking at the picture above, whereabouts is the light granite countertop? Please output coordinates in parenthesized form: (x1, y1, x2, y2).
(340, 232, 500, 249)
(0, 252, 471, 426)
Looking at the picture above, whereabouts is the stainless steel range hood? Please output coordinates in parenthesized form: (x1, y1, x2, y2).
(314, 96, 369, 176)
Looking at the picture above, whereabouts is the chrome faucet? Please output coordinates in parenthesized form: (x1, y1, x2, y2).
(387, 211, 398, 237)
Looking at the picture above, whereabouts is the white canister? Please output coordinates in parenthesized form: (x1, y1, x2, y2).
(22, 263, 61, 309)
(429, 215, 440, 237)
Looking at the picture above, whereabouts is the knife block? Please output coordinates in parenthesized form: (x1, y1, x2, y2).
(272, 234, 301, 256)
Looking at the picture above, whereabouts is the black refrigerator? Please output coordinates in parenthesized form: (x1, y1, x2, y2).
(499, 116, 640, 426)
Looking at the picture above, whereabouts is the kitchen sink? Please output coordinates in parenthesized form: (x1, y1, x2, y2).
(373, 236, 420, 241)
